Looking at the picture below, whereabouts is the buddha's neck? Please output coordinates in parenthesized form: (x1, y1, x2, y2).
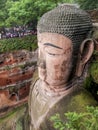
(39, 76, 83, 97)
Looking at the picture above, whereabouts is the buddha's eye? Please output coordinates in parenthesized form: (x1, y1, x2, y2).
(47, 52, 59, 56)
(45, 47, 64, 56)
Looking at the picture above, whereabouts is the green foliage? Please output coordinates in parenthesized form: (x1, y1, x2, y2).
(75, 0, 98, 10)
(50, 106, 98, 130)
(0, 0, 75, 28)
(83, 76, 93, 90)
(83, 51, 98, 101)
(89, 51, 98, 84)
(90, 61, 98, 84)
(0, 0, 97, 27)
(7, 0, 56, 27)
(0, 35, 37, 53)
(0, 0, 8, 27)
(93, 51, 98, 56)
(50, 114, 66, 130)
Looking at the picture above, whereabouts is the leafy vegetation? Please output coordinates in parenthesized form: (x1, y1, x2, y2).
(82, 50, 98, 101)
(75, 0, 98, 10)
(50, 106, 98, 130)
(90, 61, 98, 84)
(1, 0, 97, 29)
(0, 103, 28, 130)
(0, 35, 37, 53)
(0, 0, 75, 28)
(0, 0, 97, 28)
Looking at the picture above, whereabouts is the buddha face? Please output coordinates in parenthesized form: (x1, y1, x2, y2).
(38, 32, 73, 86)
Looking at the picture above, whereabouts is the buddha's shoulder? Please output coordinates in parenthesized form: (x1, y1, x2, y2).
(43, 86, 97, 116)
(37, 86, 98, 130)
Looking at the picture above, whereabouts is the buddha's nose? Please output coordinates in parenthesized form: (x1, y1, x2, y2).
(37, 59, 46, 69)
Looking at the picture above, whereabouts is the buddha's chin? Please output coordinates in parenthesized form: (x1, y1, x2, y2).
(38, 79, 69, 96)
(45, 78, 67, 86)
(40, 78, 67, 89)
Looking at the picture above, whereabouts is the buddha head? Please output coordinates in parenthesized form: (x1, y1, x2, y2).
(37, 4, 94, 89)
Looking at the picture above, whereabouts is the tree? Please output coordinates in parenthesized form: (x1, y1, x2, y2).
(6, 0, 75, 28)
(0, 0, 75, 28)
(1, 0, 97, 28)
(75, 0, 98, 10)
(0, 0, 7, 27)
(6, 0, 56, 28)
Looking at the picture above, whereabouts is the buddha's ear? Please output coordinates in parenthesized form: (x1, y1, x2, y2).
(75, 38, 94, 77)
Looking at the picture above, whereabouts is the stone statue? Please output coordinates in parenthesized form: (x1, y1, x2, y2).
(29, 4, 98, 130)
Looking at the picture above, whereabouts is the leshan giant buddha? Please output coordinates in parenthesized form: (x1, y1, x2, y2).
(29, 4, 97, 130)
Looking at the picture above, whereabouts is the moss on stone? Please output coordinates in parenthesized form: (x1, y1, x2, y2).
(83, 76, 93, 89)
(71, 93, 95, 108)
(90, 61, 98, 84)
(0, 103, 28, 130)
(93, 50, 98, 56)
(38, 87, 98, 130)
(16, 117, 23, 130)
(65, 89, 97, 114)
(92, 27, 98, 40)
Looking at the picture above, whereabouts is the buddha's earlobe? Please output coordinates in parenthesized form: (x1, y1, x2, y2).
(75, 38, 94, 77)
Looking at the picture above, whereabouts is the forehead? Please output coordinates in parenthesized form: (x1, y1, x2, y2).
(38, 32, 72, 49)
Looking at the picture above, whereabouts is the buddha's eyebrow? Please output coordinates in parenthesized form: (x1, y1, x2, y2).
(44, 43, 62, 49)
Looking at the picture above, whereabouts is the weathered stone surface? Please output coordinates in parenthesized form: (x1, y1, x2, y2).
(0, 49, 37, 112)
(0, 103, 29, 130)
(29, 4, 98, 130)
(29, 81, 97, 130)
(87, 10, 98, 23)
